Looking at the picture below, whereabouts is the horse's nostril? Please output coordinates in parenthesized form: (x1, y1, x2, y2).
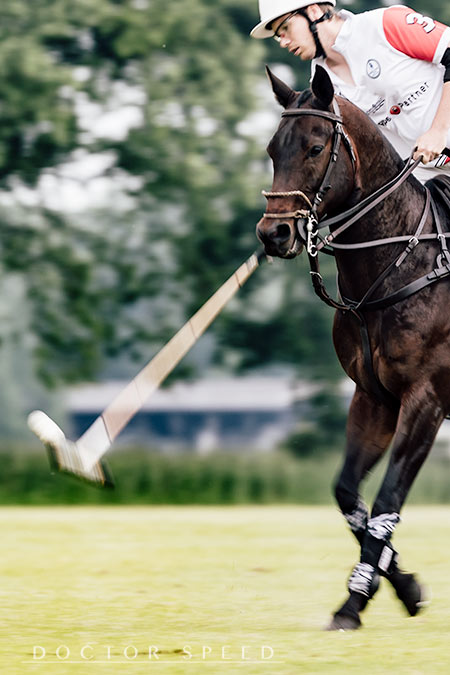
(256, 221, 293, 247)
(274, 222, 291, 243)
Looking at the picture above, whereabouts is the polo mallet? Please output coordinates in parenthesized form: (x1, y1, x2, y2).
(27, 250, 266, 488)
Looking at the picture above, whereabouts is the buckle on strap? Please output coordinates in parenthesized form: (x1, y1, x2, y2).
(395, 235, 419, 268)
(427, 263, 450, 280)
(438, 233, 450, 248)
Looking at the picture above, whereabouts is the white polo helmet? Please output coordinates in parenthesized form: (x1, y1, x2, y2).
(251, 0, 336, 39)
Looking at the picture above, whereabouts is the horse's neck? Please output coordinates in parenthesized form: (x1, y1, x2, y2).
(333, 151, 429, 298)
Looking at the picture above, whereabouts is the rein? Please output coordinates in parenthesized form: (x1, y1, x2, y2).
(262, 99, 450, 314)
(263, 99, 450, 409)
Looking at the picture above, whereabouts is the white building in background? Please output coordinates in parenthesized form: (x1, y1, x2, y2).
(62, 375, 450, 455)
(66, 376, 321, 453)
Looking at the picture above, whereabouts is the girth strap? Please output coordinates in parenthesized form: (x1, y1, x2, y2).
(358, 313, 399, 408)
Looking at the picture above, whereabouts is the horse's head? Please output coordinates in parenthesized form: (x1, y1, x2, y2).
(257, 66, 356, 258)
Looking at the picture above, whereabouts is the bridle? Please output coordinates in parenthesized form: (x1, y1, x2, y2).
(263, 98, 356, 258)
(260, 96, 447, 312)
(261, 96, 450, 408)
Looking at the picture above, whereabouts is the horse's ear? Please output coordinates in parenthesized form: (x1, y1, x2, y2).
(265, 66, 297, 108)
(311, 65, 335, 108)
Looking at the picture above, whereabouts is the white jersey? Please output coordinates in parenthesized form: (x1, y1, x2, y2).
(312, 6, 450, 183)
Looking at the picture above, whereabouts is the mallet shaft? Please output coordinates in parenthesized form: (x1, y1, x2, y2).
(76, 250, 264, 470)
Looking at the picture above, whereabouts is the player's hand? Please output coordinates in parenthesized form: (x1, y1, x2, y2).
(413, 128, 448, 164)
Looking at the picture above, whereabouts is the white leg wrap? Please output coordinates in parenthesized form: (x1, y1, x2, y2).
(367, 512, 400, 540)
(345, 497, 369, 535)
(348, 562, 377, 597)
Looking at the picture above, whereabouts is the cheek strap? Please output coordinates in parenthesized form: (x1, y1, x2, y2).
(299, 10, 333, 59)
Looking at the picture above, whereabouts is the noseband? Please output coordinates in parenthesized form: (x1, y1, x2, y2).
(263, 98, 356, 257)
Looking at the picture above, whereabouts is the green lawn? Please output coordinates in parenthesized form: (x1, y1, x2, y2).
(2, 505, 450, 674)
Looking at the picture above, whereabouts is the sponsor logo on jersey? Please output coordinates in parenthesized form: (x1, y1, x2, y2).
(366, 98, 386, 116)
(377, 82, 431, 127)
(397, 82, 430, 109)
(366, 59, 381, 79)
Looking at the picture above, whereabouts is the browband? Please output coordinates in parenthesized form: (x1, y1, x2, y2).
(281, 109, 343, 123)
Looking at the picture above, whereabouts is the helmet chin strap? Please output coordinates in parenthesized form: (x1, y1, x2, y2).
(299, 9, 332, 58)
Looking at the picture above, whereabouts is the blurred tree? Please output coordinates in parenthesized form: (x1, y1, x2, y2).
(283, 386, 348, 457)
(0, 0, 344, 391)
(1, 0, 447, 397)
(413, 0, 449, 22)
(0, 0, 265, 386)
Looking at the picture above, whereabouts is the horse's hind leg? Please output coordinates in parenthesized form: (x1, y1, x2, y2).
(331, 387, 443, 630)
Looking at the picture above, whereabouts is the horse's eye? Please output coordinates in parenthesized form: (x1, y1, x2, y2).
(309, 145, 324, 158)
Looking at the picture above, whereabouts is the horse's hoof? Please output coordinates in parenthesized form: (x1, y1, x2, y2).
(393, 573, 428, 617)
(325, 614, 362, 631)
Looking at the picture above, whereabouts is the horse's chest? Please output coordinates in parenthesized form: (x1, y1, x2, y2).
(332, 313, 415, 394)
(333, 307, 450, 398)
(332, 314, 367, 383)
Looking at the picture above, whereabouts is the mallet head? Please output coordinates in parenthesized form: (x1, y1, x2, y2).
(27, 410, 114, 488)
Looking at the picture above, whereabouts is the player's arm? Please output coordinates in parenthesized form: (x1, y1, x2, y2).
(383, 7, 450, 163)
(414, 73, 450, 164)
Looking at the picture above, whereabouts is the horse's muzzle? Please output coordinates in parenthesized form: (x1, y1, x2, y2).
(256, 218, 304, 259)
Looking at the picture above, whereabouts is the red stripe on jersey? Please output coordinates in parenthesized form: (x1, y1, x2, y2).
(383, 6, 447, 62)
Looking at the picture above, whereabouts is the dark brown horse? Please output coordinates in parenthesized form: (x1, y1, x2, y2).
(257, 65, 450, 630)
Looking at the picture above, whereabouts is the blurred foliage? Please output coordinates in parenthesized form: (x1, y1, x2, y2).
(408, 1, 449, 23)
(2, 443, 450, 504)
(0, 445, 338, 504)
(0, 0, 448, 396)
(283, 386, 348, 458)
(0, 0, 267, 385)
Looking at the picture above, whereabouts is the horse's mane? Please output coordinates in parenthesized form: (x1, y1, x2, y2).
(295, 90, 313, 108)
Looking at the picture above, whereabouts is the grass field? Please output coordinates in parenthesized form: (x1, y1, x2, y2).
(2, 505, 450, 674)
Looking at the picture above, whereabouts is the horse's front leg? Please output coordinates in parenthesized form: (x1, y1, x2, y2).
(331, 387, 443, 630)
(329, 387, 396, 629)
(331, 388, 425, 629)
(333, 387, 397, 546)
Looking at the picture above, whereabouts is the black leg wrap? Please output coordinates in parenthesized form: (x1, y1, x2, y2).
(359, 514, 426, 617)
(387, 567, 426, 616)
(328, 557, 380, 630)
(361, 512, 400, 570)
(332, 509, 425, 627)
